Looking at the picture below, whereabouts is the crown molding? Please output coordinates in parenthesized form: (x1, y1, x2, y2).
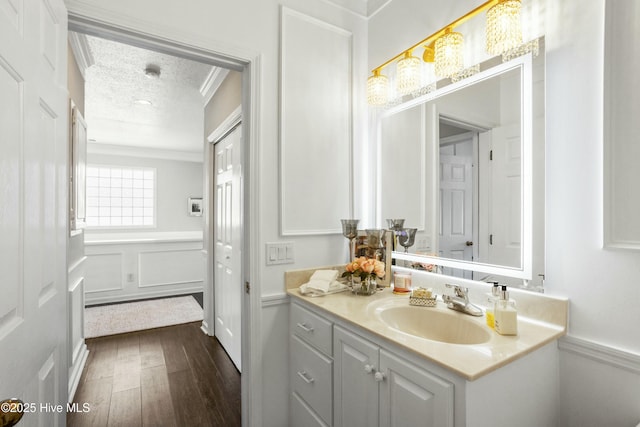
(68, 31, 95, 78)
(200, 66, 230, 105)
(87, 142, 203, 163)
(322, 0, 391, 18)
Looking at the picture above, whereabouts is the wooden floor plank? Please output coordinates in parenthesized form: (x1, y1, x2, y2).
(168, 369, 211, 427)
(68, 322, 240, 427)
(139, 331, 166, 369)
(68, 377, 112, 427)
(141, 366, 177, 427)
(107, 388, 141, 427)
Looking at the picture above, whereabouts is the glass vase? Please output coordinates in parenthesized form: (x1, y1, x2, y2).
(352, 276, 377, 296)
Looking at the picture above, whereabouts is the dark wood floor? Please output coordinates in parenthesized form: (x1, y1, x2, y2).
(68, 322, 241, 427)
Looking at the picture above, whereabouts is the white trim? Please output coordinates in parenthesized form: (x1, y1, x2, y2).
(87, 142, 203, 163)
(207, 105, 242, 143)
(68, 31, 95, 78)
(67, 255, 87, 274)
(84, 285, 204, 305)
(558, 335, 640, 375)
(200, 66, 231, 106)
(66, 9, 262, 426)
(261, 293, 290, 308)
(68, 344, 89, 400)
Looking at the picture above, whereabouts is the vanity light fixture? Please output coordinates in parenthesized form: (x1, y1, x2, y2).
(396, 51, 421, 96)
(434, 29, 464, 78)
(367, 69, 389, 106)
(366, 0, 524, 106)
(486, 0, 523, 55)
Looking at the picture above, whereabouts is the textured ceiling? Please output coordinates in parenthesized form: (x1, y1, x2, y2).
(81, 33, 214, 153)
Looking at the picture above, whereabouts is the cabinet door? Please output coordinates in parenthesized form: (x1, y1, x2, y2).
(379, 349, 454, 427)
(333, 326, 379, 427)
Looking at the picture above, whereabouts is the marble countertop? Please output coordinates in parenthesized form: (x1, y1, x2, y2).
(286, 268, 567, 381)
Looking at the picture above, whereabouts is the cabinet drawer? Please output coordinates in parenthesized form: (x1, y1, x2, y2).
(291, 335, 333, 426)
(291, 391, 330, 427)
(291, 302, 332, 354)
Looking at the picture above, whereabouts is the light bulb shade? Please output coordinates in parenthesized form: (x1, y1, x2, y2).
(396, 54, 421, 96)
(435, 31, 464, 78)
(486, 0, 522, 55)
(367, 73, 389, 106)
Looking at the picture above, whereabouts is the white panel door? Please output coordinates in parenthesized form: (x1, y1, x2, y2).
(333, 326, 379, 427)
(439, 136, 474, 279)
(488, 124, 521, 268)
(214, 125, 242, 371)
(379, 349, 454, 427)
(0, 0, 69, 424)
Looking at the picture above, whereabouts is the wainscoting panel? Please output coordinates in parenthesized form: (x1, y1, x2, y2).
(604, 0, 640, 249)
(84, 252, 124, 294)
(558, 336, 640, 426)
(280, 7, 353, 235)
(84, 232, 204, 305)
(138, 249, 203, 287)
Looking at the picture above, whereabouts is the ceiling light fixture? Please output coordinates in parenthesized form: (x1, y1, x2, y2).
(134, 99, 152, 106)
(144, 65, 161, 79)
(366, 0, 524, 106)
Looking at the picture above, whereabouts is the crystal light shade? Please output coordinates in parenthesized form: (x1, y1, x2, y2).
(435, 31, 464, 78)
(486, 0, 522, 55)
(396, 53, 421, 96)
(367, 72, 389, 106)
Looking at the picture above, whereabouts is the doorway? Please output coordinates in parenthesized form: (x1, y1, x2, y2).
(68, 15, 256, 425)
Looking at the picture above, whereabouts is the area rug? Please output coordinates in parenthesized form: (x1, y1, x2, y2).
(85, 295, 203, 338)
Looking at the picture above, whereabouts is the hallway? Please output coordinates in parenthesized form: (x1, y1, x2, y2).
(68, 322, 241, 427)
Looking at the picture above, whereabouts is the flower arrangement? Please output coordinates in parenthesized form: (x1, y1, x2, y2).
(342, 256, 386, 281)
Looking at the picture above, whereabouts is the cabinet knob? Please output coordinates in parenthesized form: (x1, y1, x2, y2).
(364, 364, 375, 374)
(374, 371, 386, 382)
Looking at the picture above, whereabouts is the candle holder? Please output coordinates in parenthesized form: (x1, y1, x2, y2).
(340, 219, 359, 262)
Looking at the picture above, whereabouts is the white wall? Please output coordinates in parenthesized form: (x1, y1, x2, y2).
(84, 151, 204, 233)
(369, 0, 640, 425)
(63, 1, 367, 425)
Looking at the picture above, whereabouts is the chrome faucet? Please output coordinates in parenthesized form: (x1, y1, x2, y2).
(442, 284, 483, 317)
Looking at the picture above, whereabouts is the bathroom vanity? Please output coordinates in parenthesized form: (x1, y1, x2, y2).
(286, 269, 567, 427)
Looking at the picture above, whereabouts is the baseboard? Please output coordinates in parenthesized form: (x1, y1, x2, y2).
(200, 319, 212, 336)
(68, 344, 89, 401)
(85, 286, 204, 306)
(558, 335, 640, 375)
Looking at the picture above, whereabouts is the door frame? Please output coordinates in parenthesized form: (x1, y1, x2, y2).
(67, 12, 262, 427)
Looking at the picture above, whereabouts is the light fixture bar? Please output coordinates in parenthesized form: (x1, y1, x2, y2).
(370, 0, 502, 75)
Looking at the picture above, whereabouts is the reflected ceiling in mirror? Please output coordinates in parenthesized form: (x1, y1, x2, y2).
(376, 40, 544, 288)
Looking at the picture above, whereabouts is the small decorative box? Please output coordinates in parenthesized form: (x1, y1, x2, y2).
(409, 295, 437, 307)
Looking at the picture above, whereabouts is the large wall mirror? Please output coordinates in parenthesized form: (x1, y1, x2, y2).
(377, 38, 545, 289)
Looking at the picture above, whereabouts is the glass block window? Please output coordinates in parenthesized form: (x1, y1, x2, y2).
(86, 165, 156, 227)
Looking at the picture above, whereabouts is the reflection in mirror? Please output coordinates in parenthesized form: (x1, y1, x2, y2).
(378, 41, 544, 290)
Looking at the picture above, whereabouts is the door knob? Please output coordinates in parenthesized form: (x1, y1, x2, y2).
(466, 241, 473, 246)
(1, 399, 25, 427)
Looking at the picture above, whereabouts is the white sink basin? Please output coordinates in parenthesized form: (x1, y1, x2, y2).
(372, 303, 491, 345)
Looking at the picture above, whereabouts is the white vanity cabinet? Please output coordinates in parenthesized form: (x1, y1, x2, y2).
(290, 302, 334, 427)
(291, 300, 456, 427)
(334, 325, 454, 427)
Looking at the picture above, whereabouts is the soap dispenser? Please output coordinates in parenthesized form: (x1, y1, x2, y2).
(485, 282, 500, 329)
(494, 285, 518, 336)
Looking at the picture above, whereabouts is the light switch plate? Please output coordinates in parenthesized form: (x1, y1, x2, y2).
(265, 242, 294, 265)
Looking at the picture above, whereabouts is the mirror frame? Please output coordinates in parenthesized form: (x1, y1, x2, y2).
(377, 53, 534, 281)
